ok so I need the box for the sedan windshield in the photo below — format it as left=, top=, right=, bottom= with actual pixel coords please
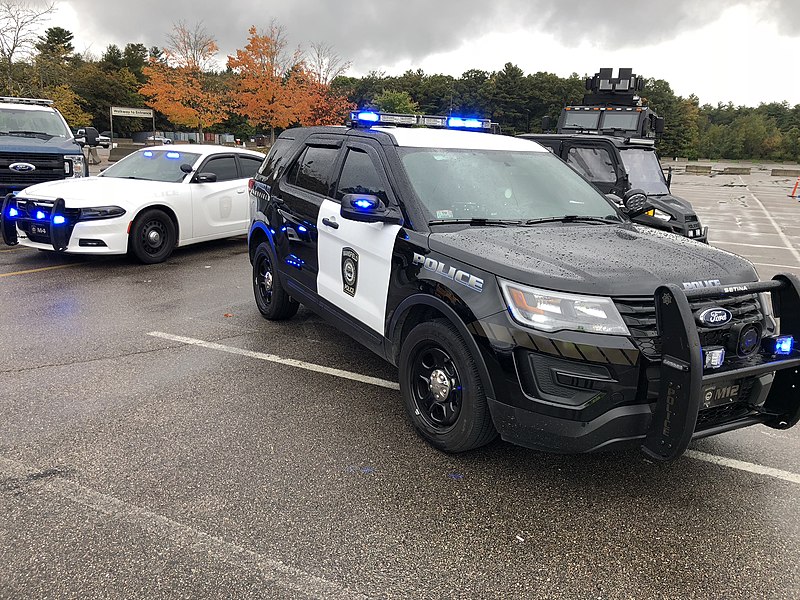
left=100, top=149, right=200, bottom=183
left=0, top=108, right=70, bottom=138
left=619, top=149, right=669, bottom=195
left=399, top=148, right=622, bottom=223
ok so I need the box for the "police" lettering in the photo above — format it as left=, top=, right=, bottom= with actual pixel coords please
left=413, top=253, right=483, bottom=293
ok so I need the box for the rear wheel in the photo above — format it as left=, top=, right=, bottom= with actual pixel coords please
left=399, top=319, right=497, bottom=452
left=252, top=242, right=298, bottom=320
left=128, top=208, right=176, bottom=264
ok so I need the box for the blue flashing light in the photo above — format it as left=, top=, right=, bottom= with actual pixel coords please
left=357, top=111, right=380, bottom=123
left=354, top=198, right=376, bottom=210
left=8, top=206, right=18, bottom=218
left=35, top=210, right=46, bottom=220
left=297, top=225, right=308, bottom=234
left=285, top=254, right=305, bottom=268
left=448, top=117, right=483, bottom=129
left=52, top=215, right=66, bottom=225
left=775, top=335, right=794, bottom=355
left=166, top=152, right=181, bottom=160
left=143, top=151, right=154, bottom=158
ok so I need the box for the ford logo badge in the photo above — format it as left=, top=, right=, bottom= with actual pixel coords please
left=697, top=307, right=733, bottom=328
left=9, top=162, right=36, bottom=173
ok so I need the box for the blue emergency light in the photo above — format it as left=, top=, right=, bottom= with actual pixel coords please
left=53, top=215, right=66, bottom=225
left=143, top=151, right=154, bottom=158
left=447, top=117, right=484, bottom=129
left=166, top=152, right=181, bottom=160
left=35, top=210, right=46, bottom=220
left=8, top=206, right=18, bottom=218
left=354, top=197, right=377, bottom=210
left=356, top=111, right=380, bottom=123
left=775, top=335, right=794, bottom=355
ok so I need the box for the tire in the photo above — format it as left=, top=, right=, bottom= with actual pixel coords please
left=252, top=242, right=298, bottom=320
left=128, top=208, right=176, bottom=264
left=399, top=318, right=497, bottom=453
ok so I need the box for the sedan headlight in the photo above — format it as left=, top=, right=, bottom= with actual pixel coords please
left=65, top=154, right=85, bottom=178
left=79, top=206, right=126, bottom=220
left=500, top=279, right=630, bottom=335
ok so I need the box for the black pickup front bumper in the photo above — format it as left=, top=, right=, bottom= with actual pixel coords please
left=642, top=275, right=800, bottom=461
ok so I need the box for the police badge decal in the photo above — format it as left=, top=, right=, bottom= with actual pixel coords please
left=341, top=247, right=359, bottom=297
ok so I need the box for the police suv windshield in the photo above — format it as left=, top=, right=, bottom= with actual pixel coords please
left=100, top=149, right=200, bottom=183
left=399, top=148, right=622, bottom=223
left=620, top=149, right=669, bottom=196
left=0, top=108, right=70, bottom=138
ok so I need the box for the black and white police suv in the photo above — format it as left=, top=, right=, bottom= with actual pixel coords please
left=247, top=110, right=800, bottom=462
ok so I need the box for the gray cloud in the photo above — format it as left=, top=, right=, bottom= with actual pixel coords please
left=63, top=0, right=800, bottom=72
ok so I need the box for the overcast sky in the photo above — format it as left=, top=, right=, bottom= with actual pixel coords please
left=50, top=0, right=800, bottom=107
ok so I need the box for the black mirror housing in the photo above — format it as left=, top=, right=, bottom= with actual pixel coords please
left=340, top=194, right=403, bottom=225
left=541, top=116, right=552, bottom=132
left=622, top=188, right=652, bottom=218
left=84, top=126, right=99, bottom=147
left=655, top=116, right=665, bottom=135
left=195, top=172, right=217, bottom=183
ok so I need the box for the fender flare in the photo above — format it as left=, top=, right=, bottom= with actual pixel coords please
left=248, top=222, right=275, bottom=258
left=388, top=293, right=496, bottom=402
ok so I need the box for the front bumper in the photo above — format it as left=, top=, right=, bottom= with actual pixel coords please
left=477, top=276, right=800, bottom=460
left=1, top=194, right=128, bottom=254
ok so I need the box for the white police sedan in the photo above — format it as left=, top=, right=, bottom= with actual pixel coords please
left=1, top=145, right=265, bottom=263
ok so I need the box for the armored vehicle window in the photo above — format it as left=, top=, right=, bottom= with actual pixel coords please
left=203, top=156, right=239, bottom=182
left=291, top=146, right=338, bottom=195
left=566, top=146, right=616, bottom=183
left=620, top=149, right=670, bottom=196
left=239, top=155, right=264, bottom=177
left=601, top=111, right=640, bottom=132
left=336, top=149, right=388, bottom=202
left=562, top=111, right=600, bottom=130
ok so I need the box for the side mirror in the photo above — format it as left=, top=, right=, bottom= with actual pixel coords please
left=622, top=188, right=651, bottom=218
left=340, top=194, right=403, bottom=226
left=605, top=193, right=624, bottom=208
left=654, top=117, right=665, bottom=135
left=84, top=127, right=99, bottom=147
left=180, top=163, right=194, bottom=174
left=194, top=172, right=217, bottom=183
left=541, top=116, right=552, bottom=132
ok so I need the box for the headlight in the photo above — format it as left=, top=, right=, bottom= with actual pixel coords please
left=64, top=154, right=85, bottom=178
left=500, top=279, right=630, bottom=335
left=644, top=208, right=672, bottom=221
left=79, top=206, right=126, bottom=220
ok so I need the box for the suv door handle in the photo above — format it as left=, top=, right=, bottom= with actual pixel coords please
left=322, top=217, right=339, bottom=230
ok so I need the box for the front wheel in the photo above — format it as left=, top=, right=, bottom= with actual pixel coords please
left=399, top=319, right=497, bottom=453
left=252, top=242, right=298, bottom=320
left=128, top=208, right=176, bottom=264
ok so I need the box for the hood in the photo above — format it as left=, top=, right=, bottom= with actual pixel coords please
left=0, top=136, right=82, bottom=155
left=17, top=176, right=184, bottom=208
left=429, top=222, right=757, bottom=297
left=648, top=192, right=694, bottom=213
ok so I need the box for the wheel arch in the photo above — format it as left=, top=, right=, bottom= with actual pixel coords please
left=248, top=222, right=274, bottom=264
left=129, top=204, right=180, bottom=242
left=387, top=292, right=496, bottom=402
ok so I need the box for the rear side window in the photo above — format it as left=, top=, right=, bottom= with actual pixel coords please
left=336, top=149, right=388, bottom=202
left=239, top=155, right=264, bottom=177
left=258, top=138, right=294, bottom=179
left=288, top=146, right=338, bottom=195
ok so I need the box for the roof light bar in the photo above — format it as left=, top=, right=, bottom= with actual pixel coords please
left=0, top=96, right=54, bottom=106
left=350, top=111, right=492, bottom=131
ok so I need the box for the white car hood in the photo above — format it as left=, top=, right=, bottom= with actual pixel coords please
left=18, top=176, right=185, bottom=209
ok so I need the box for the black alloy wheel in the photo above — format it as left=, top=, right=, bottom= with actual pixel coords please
left=251, top=242, right=299, bottom=320
left=410, top=343, right=463, bottom=432
left=129, top=208, right=176, bottom=264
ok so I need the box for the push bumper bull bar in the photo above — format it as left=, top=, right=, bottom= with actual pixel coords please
left=1, top=193, right=71, bottom=251
left=642, top=275, right=800, bottom=461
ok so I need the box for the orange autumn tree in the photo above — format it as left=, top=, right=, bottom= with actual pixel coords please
left=227, top=23, right=312, bottom=142
left=140, top=21, right=228, bottom=136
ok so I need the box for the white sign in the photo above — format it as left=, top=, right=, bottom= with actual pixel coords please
left=111, top=106, right=154, bottom=118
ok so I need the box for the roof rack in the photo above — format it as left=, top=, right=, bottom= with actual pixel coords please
left=0, top=97, right=54, bottom=106
left=349, top=110, right=492, bottom=132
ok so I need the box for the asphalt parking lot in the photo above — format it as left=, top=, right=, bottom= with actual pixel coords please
left=1, top=165, right=799, bottom=599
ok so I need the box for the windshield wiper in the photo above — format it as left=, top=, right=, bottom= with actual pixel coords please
left=524, top=215, right=621, bottom=225
left=428, top=218, right=523, bottom=227
left=8, top=130, right=54, bottom=139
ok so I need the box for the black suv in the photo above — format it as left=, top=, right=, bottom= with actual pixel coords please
left=247, top=111, right=800, bottom=462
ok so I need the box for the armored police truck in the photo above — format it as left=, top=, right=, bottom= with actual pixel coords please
left=521, top=68, right=707, bottom=242
left=247, top=110, right=799, bottom=462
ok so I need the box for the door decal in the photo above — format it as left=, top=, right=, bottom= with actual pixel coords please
left=342, top=247, right=359, bottom=297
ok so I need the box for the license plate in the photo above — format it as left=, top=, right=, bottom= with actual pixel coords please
left=30, top=224, right=48, bottom=236
left=701, top=381, right=741, bottom=409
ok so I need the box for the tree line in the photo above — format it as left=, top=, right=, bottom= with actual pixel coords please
left=0, top=1, right=798, bottom=160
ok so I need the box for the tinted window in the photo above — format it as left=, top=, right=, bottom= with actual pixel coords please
left=566, top=146, right=616, bottom=183
left=293, top=146, right=338, bottom=195
left=336, top=149, right=388, bottom=202
left=259, top=138, right=294, bottom=178
left=239, top=155, right=264, bottom=177
left=203, top=156, right=239, bottom=182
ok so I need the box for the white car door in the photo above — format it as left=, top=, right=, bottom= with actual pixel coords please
left=190, top=154, right=249, bottom=239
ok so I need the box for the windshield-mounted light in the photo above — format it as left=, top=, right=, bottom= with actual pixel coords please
left=500, top=279, right=629, bottom=335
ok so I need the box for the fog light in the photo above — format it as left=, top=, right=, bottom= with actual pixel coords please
left=703, top=346, right=726, bottom=369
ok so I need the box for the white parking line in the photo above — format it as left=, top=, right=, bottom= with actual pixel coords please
left=148, top=331, right=400, bottom=390
left=753, top=262, right=800, bottom=270
left=0, top=456, right=364, bottom=600
left=738, top=175, right=800, bottom=264
left=712, top=240, right=790, bottom=250
left=686, top=450, right=800, bottom=485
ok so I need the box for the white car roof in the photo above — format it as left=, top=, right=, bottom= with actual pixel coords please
left=372, top=127, right=547, bottom=152
left=142, top=144, right=265, bottom=158
left=0, top=102, right=57, bottom=113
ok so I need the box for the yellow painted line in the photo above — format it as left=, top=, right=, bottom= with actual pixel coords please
left=0, top=246, right=25, bottom=253
left=0, top=262, right=85, bottom=278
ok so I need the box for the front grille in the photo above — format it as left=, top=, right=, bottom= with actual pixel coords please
left=0, top=151, right=67, bottom=185
left=615, top=293, right=763, bottom=360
